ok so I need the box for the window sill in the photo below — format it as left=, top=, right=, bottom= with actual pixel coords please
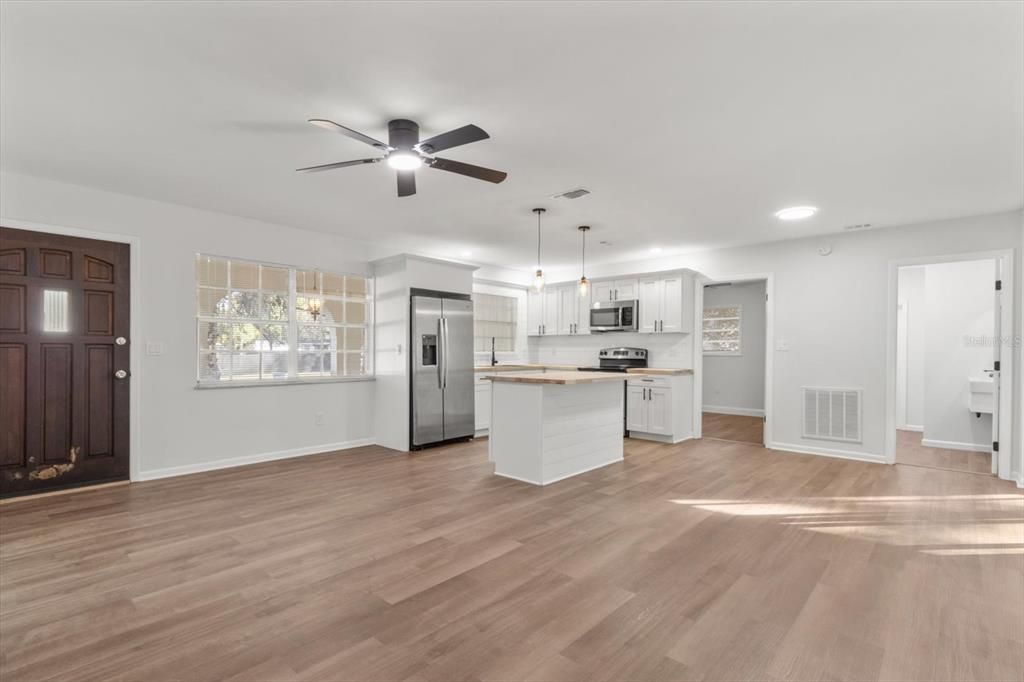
left=195, top=376, right=375, bottom=390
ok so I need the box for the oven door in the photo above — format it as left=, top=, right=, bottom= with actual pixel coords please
left=590, top=303, right=623, bottom=331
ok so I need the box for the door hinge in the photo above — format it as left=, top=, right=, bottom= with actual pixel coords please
left=994, top=361, right=1001, bottom=371
left=995, top=280, right=1002, bottom=291
left=993, top=441, right=999, bottom=452
left=763, top=415, right=767, bottom=423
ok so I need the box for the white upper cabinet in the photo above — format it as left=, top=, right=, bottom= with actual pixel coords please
left=527, top=289, right=544, bottom=336
left=637, top=272, right=692, bottom=334
left=592, top=279, right=637, bottom=303
left=543, top=288, right=559, bottom=336
left=556, top=284, right=590, bottom=335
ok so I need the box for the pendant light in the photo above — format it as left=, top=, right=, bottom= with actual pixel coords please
left=532, top=207, right=546, bottom=291
left=577, top=225, right=591, bottom=296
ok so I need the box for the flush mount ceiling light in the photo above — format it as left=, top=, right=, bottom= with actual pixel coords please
left=532, top=208, right=547, bottom=291
left=774, top=206, right=818, bottom=221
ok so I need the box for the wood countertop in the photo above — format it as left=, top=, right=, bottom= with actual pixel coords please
left=475, top=364, right=692, bottom=376
left=484, top=371, right=631, bottom=385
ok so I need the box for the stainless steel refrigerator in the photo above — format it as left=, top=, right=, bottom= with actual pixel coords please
left=410, top=291, right=475, bottom=448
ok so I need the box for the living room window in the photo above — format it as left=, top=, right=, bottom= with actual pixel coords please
left=196, top=254, right=371, bottom=385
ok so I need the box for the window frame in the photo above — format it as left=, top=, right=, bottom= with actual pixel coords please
left=471, top=291, right=519, bottom=355
left=194, top=253, right=374, bottom=388
left=702, top=304, right=742, bottom=356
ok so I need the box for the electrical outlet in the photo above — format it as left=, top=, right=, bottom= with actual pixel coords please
left=146, top=342, right=164, bottom=356
left=314, top=412, right=325, bottom=426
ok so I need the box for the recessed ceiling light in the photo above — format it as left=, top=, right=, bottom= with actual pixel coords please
left=775, top=206, right=818, bottom=221
left=649, top=247, right=663, bottom=254
left=460, top=250, right=473, bottom=258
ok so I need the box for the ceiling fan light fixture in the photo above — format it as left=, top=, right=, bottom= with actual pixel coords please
left=774, top=206, right=818, bottom=221
left=387, top=151, right=423, bottom=171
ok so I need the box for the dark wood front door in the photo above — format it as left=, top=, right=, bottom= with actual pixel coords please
left=0, top=227, right=130, bottom=497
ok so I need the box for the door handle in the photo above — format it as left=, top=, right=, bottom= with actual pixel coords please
left=437, top=319, right=444, bottom=389
left=442, top=318, right=449, bottom=388
left=114, top=369, right=128, bottom=379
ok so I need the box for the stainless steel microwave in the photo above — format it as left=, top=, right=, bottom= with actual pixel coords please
left=590, top=299, right=639, bottom=332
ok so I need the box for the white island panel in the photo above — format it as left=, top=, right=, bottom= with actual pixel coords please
left=490, top=377, right=625, bottom=485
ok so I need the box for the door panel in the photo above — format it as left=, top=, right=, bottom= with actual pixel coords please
left=526, top=290, right=543, bottom=336
left=0, top=227, right=130, bottom=497
left=626, top=385, right=647, bottom=432
left=593, top=281, right=615, bottom=302
left=577, top=287, right=591, bottom=334
left=557, top=285, right=576, bottom=335
left=647, top=388, right=672, bottom=434
left=638, top=279, right=661, bottom=333
left=660, top=276, right=684, bottom=333
left=614, top=279, right=638, bottom=300
left=542, top=288, right=559, bottom=335
left=441, top=297, right=474, bottom=440
left=411, top=296, right=444, bottom=446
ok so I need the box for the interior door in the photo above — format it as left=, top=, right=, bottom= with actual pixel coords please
left=1, top=227, right=130, bottom=497
left=411, top=295, right=444, bottom=446
left=441, top=297, right=474, bottom=440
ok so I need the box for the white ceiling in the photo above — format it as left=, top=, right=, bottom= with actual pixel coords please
left=2, top=1, right=1021, bottom=271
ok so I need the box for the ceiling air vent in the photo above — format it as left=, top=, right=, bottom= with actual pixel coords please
left=552, top=187, right=591, bottom=200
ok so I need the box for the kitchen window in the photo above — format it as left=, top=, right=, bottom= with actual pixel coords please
left=196, top=254, right=371, bottom=385
left=472, top=292, right=517, bottom=352
left=703, top=305, right=741, bottom=355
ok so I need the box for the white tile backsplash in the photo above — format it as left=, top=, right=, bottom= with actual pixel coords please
left=527, top=333, right=691, bottom=368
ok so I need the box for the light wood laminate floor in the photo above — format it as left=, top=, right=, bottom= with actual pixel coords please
left=2, top=437, right=1022, bottom=682
left=702, top=412, right=764, bottom=444
left=895, top=428, right=993, bottom=475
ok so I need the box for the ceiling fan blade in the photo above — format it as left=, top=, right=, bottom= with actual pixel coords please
left=296, top=158, right=382, bottom=173
left=397, top=170, right=416, bottom=197
left=427, top=157, right=507, bottom=184
left=308, top=119, right=391, bottom=150
left=416, top=124, right=489, bottom=154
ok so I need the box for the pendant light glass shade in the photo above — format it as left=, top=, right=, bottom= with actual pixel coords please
left=577, top=225, right=590, bottom=297
left=532, top=208, right=546, bottom=292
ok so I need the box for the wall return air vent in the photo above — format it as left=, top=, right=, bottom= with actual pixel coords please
left=802, top=387, right=862, bottom=443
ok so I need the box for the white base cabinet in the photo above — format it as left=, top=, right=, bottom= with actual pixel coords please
left=626, top=374, right=693, bottom=443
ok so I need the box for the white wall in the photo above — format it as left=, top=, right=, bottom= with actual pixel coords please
left=702, top=280, right=766, bottom=416
left=512, top=210, right=1022, bottom=474
left=1, top=171, right=378, bottom=479
left=922, top=259, right=995, bottom=449
left=896, top=266, right=926, bottom=428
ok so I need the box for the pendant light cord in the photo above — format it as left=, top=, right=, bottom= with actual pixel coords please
left=581, top=228, right=586, bottom=276
left=536, top=211, right=542, bottom=269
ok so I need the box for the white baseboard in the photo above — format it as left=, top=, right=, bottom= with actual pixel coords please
left=136, top=437, right=377, bottom=482
left=921, top=438, right=991, bottom=453
left=898, top=424, right=924, bottom=432
left=767, top=441, right=886, bottom=465
left=703, top=405, right=765, bottom=418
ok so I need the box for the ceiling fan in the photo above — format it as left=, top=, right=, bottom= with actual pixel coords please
left=297, top=118, right=508, bottom=197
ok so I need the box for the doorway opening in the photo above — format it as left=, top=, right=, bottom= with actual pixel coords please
left=893, top=258, right=1002, bottom=475
left=700, top=279, right=768, bottom=445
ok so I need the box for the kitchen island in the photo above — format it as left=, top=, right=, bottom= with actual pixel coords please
left=486, top=371, right=629, bottom=485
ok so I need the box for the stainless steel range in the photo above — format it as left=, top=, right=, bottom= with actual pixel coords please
left=578, top=347, right=648, bottom=373
left=579, top=347, right=648, bottom=435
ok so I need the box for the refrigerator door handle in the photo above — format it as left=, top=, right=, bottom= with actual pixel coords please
left=437, top=318, right=444, bottom=389
left=441, top=317, right=449, bottom=388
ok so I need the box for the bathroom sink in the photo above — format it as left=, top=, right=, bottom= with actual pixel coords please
left=968, top=376, right=994, bottom=415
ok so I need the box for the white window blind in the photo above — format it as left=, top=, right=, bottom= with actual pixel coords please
left=196, top=255, right=371, bottom=384
left=472, top=292, right=517, bottom=352
left=703, top=305, right=741, bottom=355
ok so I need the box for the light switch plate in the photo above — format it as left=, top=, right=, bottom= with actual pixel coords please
left=775, top=339, right=790, bottom=352
left=146, top=342, right=164, bottom=356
